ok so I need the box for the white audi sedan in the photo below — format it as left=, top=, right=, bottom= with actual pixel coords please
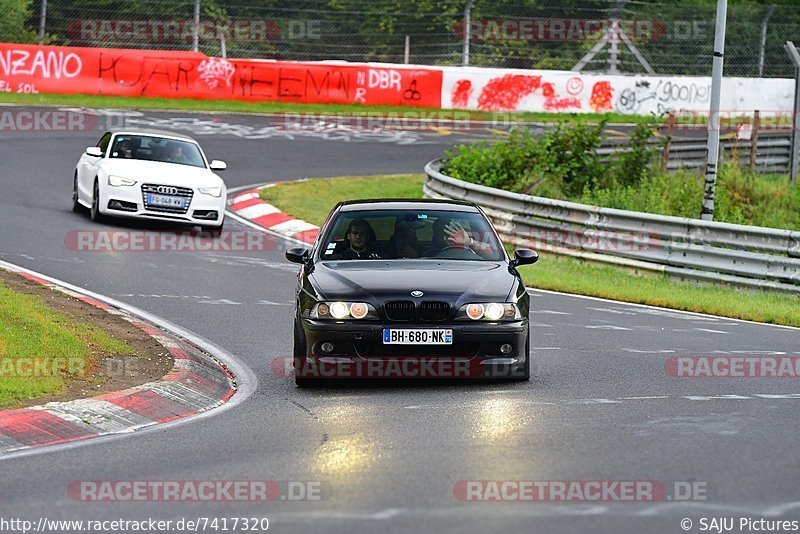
left=73, top=129, right=227, bottom=234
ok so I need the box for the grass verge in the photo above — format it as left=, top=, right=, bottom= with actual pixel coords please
left=0, top=92, right=654, bottom=124
left=0, top=276, right=135, bottom=408
left=260, top=174, right=800, bottom=328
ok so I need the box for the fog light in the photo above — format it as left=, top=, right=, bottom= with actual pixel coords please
left=320, top=342, right=334, bottom=354
left=500, top=343, right=513, bottom=355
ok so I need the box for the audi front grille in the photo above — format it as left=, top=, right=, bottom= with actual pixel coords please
left=141, top=184, right=194, bottom=214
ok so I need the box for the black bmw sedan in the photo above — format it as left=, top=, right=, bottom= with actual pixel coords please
left=285, top=199, right=538, bottom=386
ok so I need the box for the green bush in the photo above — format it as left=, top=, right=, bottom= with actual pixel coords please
left=443, top=117, right=609, bottom=197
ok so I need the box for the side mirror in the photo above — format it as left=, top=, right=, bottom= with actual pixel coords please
left=209, top=160, right=227, bottom=171
left=286, top=247, right=311, bottom=264
left=512, top=249, right=539, bottom=266
left=85, top=146, right=104, bottom=157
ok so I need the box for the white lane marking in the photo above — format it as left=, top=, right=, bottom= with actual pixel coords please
left=530, top=323, right=554, bottom=328
left=586, top=325, right=632, bottom=331
left=198, top=298, right=242, bottom=305
left=531, top=310, right=571, bottom=315
left=258, top=300, right=293, bottom=306
left=694, top=328, right=729, bottom=334
left=236, top=203, right=280, bottom=220
left=684, top=394, right=752, bottom=401
left=755, top=394, right=800, bottom=399
left=622, top=349, right=676, bottom=354
left=619, top=396, right=670, bottom=400
left=730, top=350, right=787, bottom=355
left=112, top=293, right=213, bottom=300
left=588, top=307, right=636, bottom=315
left=570, top=398, right=623, bottom=404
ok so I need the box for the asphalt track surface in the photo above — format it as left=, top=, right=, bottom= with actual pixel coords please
left=1, top=107, right=799, bottom=534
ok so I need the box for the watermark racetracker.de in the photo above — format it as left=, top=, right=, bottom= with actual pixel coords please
left=665, top=355, right=800, bottom=378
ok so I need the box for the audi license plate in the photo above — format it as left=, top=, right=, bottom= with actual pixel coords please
left=383, top=329, right=453, bottom=345
left=147, top=194, right=185, bottom=208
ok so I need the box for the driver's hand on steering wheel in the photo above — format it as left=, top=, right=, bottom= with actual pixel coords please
left=443, top=221, right=471, bottom=248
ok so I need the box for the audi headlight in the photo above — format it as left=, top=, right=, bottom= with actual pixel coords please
left=311, top=302, right=377, bottom=320
left=108, top=175, right=136, bottom=187
left=198, top=186, right=222, bottom=197
left=456, top=303, right=520, bottom=321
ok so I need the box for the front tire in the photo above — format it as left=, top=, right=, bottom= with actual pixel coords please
left=72, top=173, right=82, bottom=212
left=293, top=318, right=321, bottom=388
left=512, top=328, right=531, bottom=381
left=90, top=179, right=104, bottom=223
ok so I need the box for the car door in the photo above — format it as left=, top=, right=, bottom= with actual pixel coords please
left=78, top=132, right=111, bottom=201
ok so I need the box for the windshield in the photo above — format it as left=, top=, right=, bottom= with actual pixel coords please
left=320, top=209, right=505, bottom=261
left=109, top=135, right=206, bottom=168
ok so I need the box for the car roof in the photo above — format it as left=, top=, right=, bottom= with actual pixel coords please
left=109, top=129, right=198, bottom=143
left=337, top=198, right=481, bottom=213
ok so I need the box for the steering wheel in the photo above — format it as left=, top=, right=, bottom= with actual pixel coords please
left=432, top=245, right=480, bottom=258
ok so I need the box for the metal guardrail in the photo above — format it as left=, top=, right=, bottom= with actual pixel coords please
left=424, top=159, right=800, bottom=293
left=598, top=133, right=793, bottom=174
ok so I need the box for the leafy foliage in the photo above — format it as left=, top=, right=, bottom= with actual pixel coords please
left=444, top=117, right=609, bottom=197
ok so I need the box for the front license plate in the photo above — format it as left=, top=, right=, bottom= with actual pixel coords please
left=146, top=194, right=185, bottom=208
left=383, top=329, right=453, bottom=345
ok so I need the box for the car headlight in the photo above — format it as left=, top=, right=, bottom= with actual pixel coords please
left=456, top=303, right=520, bottom=321
left=311, top=302, right=377, bottom=320
left=108, top=175, right=136, bottom=187
left=198, top=186, right=222, bottom=197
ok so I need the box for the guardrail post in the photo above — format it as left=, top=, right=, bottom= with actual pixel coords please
left=662, top=113, right=675, bottom=172
left=749, top=110, right=760, bottom=173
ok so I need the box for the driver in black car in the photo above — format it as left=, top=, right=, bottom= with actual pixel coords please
left=429, top=217, right=496, bottom=259
left=335, top=218, right=383, bottom=259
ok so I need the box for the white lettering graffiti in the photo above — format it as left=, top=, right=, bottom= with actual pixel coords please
left=0, top=49, right=83, bottom=79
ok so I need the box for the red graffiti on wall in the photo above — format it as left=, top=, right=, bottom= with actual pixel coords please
left=589, top=81, right=613, bottom=112
left=477, top=74, right=541, bottom=111
left=451, top=79, right=473, bottom=108
left=476, top=74, right=582, bottom=112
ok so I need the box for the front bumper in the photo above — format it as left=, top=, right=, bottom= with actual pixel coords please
left=298, top=319, right=528, bottom=379
left=100, top=185, right=225, bottom=226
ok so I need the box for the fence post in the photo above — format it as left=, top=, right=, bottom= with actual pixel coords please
left=192, top=0, right=201, bottom=52
left=785, top=42, right=800, bottom=184
left=749, top=110, right=760, bottom=173
left=404, top=35, right=410, bottom=64
left=700, top=0, right=729, bottom=221
left=37, top=0, right=47, bottom=45
left=462, top=0, right=476, bottom=66
left=758, top=5, right=776, bottom=77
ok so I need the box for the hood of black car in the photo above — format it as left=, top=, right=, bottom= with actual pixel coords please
left=310, top=260, right=514, bottom=304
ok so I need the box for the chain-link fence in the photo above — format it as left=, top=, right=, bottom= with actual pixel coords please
left=7, top=0, right=800, bottom=77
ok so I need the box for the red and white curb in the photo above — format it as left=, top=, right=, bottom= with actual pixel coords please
left=228, top=184, right=319, bottom=245
left=0, top=263, right=238, bottom=455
